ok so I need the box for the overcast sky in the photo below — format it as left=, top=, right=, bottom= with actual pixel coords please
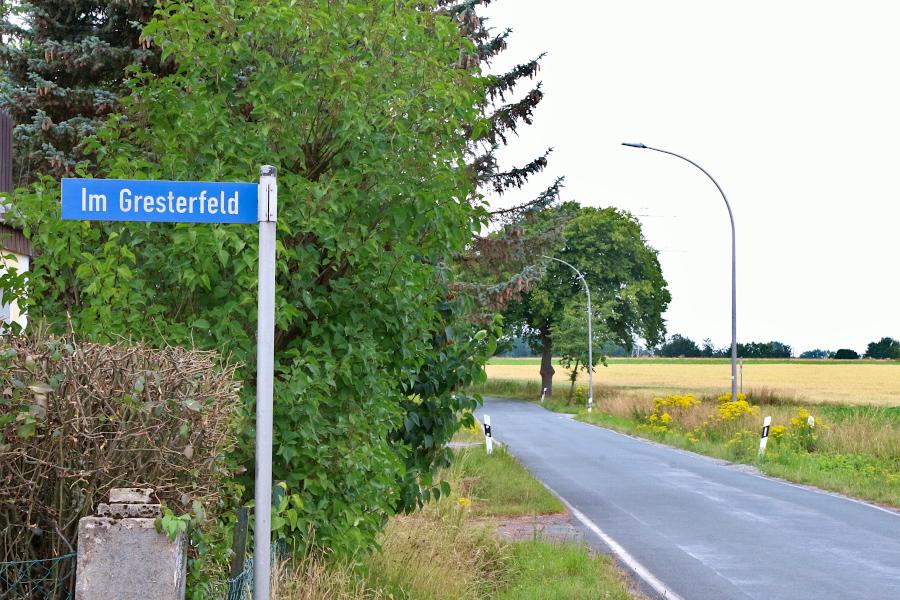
left=480, top=0, right=900, bottom=354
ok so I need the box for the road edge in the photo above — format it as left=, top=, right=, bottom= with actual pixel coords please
left=532, top=476, right=686, bottom=600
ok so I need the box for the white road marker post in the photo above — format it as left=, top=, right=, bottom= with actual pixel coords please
left=540, top=387, right=547, bottom=404
left=254, top=165, right=277, bottom=600
left=483, top=414, right=493, bottom=455
left=758, top=415, right=772, bottom=457
left=807, top=415, right=815, bottom=428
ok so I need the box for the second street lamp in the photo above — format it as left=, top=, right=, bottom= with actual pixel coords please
left=622, top=143, right=738, bottom=403
left=543, top=255, right=594, bottom=412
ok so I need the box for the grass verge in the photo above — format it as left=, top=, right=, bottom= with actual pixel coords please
left=275, top=425, right=640, bottom=599
left=475, top=379, right=900, bottom=508
left=452, top=444, right=564, bottom=517
left=499, top=541, right=634, bottom=600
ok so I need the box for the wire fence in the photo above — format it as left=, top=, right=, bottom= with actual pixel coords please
left=1, top=552, right=258, bottom=600
left=225, top=557, right=253, bottom=600
left=0, top=553, right=76, bottom=600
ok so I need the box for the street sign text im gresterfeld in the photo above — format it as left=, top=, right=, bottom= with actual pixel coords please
left=61, top=178, right=258, bottom=223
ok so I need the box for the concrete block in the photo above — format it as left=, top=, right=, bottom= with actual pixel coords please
left=109, top=488, right=155, bottom=504
left=96, top=502, right=162, bottom=519
left=75, top=517, right=185, bottom=600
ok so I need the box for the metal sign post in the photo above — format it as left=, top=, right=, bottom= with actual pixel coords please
left=61, top=170, right=279, bottom=598
left=253, top=166, right=277, bottom=600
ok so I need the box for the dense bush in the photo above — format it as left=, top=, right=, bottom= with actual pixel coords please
left=0, top=331, right=240, bottom=577
left=833, top=349, right=860, bottom=360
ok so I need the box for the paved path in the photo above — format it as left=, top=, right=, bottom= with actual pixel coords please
left=475, top=398, right=900, bottom=600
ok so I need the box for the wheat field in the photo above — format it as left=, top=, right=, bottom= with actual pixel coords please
left=486, top=359, right=900, bottom=406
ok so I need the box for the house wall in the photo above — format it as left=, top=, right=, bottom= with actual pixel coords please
left=0, top=249, right=28, bottom=328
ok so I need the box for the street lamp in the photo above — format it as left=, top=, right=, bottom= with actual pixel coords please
left=622, top=143, right=738, bottom=402
left=543, top=255, right=594, bottom=412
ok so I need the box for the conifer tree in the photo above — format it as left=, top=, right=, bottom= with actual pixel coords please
left=0, top=1, right=160, bottom=185
left=442, top=0, right=568, bottom=316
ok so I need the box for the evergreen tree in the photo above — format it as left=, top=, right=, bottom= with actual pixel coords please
left=0, top=0, right=161, bottom=184
left=441, top=0, right=567, bottom=316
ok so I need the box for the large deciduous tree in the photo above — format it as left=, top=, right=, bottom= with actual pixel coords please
left=864, top=337, right=900, bottom=360
left=658, top=334, right=703, bottom=358
left=505, top=204, right=670, bottom=395
left=9, top=0, right=490, bottom=557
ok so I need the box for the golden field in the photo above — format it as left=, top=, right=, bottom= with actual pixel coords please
left=486, top=359, right=900, bottom=406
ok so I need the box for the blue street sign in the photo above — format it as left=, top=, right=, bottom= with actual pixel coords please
left=61, top=178, right=258, bottom=224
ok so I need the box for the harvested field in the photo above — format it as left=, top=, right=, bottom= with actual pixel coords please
left=486, top=358, right=900, bottom=406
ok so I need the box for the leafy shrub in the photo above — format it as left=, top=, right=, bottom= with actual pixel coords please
left=833, top=349, right=860, bottom=360
left=0, top=331, right=240, bottom=587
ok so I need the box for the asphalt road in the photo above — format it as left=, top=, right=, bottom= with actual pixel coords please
left=475, top=398, right=900, bottom=600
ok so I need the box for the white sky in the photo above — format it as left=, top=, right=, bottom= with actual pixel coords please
left=481, top=0, right=900, bottom=354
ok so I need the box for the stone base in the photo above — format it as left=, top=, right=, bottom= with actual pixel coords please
left=75, top=517, right=185, bottom=600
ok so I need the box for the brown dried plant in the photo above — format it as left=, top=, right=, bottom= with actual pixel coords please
left=0, top=331, right=242, bottom=563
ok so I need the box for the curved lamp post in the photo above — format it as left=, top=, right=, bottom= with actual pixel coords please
left=543, top=255, right=594, bottom=412
left=621, top=143, right=738, bottom=402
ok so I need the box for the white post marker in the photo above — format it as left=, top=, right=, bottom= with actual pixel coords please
left=807, top=415, right=815, bottom=428
left=253, top=166, right=277, bottom=600
left=540, top=387, right=547, bottom=404
left=758, top=415, right=772, bottom=457
left=483, top=414, right=493, bottom=455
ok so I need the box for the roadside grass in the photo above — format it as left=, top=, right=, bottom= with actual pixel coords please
left=453, top=446, right=564, bottom=517
left=277, top=425, right=639, bottom=599
left=499, top=541, right=634, bottom=600
left=475, top=379, right=900, bottom=508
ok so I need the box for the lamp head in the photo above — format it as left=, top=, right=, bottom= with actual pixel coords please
left=621, top=142, right=648, bottom=149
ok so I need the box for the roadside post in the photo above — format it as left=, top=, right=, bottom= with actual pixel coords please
left=758, top=416, right=772, bottom=457
left=254, top=166, right=277, bottom=600
left=542, top=255, right=593, bottom=413
left=483, top=415, right=493, bottom=455
left=540, top=387, right=547, bottom=404
left=62, top=170, right=278, bottom=599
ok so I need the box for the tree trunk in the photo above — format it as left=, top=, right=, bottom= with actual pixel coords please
left=567, top=358, right=579, bottom=403
left=539, top=331, right=555, bottom=397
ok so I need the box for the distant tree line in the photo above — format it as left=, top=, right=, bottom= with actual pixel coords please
left=657, top=335, right=900, bottom=360
left=657, top=335, right=792, bottom=358
left=497, top=333, right=900, bottom=361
